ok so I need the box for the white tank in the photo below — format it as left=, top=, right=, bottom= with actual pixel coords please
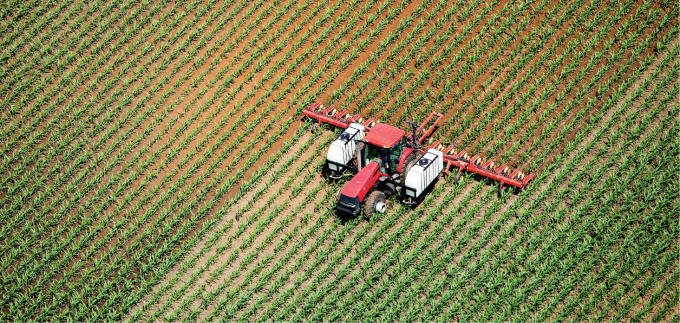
left=404, top=149, right=444, bottom=198
left=327, top=123, right=365, bottom=171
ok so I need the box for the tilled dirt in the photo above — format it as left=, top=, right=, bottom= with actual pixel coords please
left=1, top=0, right=678, bottom=321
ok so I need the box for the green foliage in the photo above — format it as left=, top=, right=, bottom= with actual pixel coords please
left=0, top=0, right=677, bottom=321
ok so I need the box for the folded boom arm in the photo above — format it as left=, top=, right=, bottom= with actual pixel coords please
left=303, top=101, right=535, bottom=190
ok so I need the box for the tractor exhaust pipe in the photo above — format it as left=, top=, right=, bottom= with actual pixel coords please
left=356, top=139, right=362, bottom=171
left=411, top=122, right=418, bottom=144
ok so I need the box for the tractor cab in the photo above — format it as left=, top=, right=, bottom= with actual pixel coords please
left=362, top=123, right=406, bottom=175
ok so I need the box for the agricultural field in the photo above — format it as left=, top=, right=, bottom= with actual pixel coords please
left=0, top=0, right=678, bottom=320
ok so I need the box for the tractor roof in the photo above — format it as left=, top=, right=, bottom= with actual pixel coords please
left=364, top=123, right=404, bottom=148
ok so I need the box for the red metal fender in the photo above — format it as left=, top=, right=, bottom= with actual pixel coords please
left=302, top=103, right=352, bottom=129
left=397, top=148, right=414, bottom=173
left=418, top=112, right=443, bottom=143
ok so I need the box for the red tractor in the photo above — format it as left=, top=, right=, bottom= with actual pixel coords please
left=303, top=102, right=535, bottom=219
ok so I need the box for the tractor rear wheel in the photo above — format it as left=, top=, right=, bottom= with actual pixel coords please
left=400, top=153, right=417, bottom=183
left=363, top=191, right=386, bottom=220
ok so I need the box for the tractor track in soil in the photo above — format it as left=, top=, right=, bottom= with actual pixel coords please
left=442, top=2, right=676, bottom=277
left=130, top=131, right=328, bottom=320
left=467, top=48, right=680, bottom=321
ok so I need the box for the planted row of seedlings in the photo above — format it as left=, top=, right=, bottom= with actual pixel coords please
left=428, top=49, right=676, bottom=322
left=290, top=0, right=604, bottom=316
left=0, top=0, right=224, bottom=235
left=92, top=0, right=426, bottom=318
left=412, top=21, right=676, bottom=322
left=207, top=3, right=484, bottom=316
left=282, top=0, right=676, bottom=320
left=0, top=0, right=273, bottom=298
left=288, top=0, right=548, bottom=317
left=0, top=0, right=318, bottom=318
left=1, top=0, right=676, bottom=319
left=0, top=0, right=303, bottom=276
left=132, top=0, right=438, bottom=318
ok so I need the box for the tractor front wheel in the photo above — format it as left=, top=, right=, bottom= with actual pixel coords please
left=363, top=191, right=386, bottom=220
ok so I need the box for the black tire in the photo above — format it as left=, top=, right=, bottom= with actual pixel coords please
left=499, top=186, right=508, bottom=197
left=400, top=153, right=417, bottom=183
left=320, top=163, right=331, bottom=179
left=454, top=171, right=464, bottom=183
left=363, top=191, right=386, bottom=220
left=311, top=123, right=319, bottom=134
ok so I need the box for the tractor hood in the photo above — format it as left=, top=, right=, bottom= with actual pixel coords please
left=340, top=162, right=379, bottom=199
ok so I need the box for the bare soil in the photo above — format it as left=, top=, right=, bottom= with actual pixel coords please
left=2, top=0, right=678, bottom=320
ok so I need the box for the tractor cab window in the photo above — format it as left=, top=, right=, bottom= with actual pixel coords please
left=363, top=137, right=406, bottom=174
left=364, top=144, right=390, bottom=173
left=389, top=138, right=406, bottom=168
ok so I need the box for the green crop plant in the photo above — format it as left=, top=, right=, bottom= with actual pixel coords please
left=1, top=0, right=677, bottom=320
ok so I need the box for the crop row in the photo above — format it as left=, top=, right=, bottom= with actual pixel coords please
left=90, top=0, right=428, bottom=318
left=1, top=0, right=676, bottom=319
left=274, top=3, right=676, bottom=322
left=133, top=0, right=440, bottom=320
left=0, top=0, right=314, bottom=318
left=421, top=37, right=678, bottom=322
left=175, top=1, right=494, bottom=316
left=0, top=0, right=257, bottom=288
left=286, top=0, right=664, bottom=320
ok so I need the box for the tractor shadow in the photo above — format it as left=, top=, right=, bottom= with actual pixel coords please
left=335, top=210, right=359, bottom=225
left=455, top=173, right=520, bottom=198
left=321, top=167, right=359, bottom=225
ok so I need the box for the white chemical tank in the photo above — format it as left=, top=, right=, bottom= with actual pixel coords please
left=404, top=149, right=444, bottom=198
left=327, top=123, right=365, bottom=171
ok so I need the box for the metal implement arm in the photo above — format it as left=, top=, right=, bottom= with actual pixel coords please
left=404, top=112, right=443, bottom=143
left=304, top=101, right=535, bottom=190
left=302, top=101, right=375, bottom=130
left=441, top=150, right=535, bottom=189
